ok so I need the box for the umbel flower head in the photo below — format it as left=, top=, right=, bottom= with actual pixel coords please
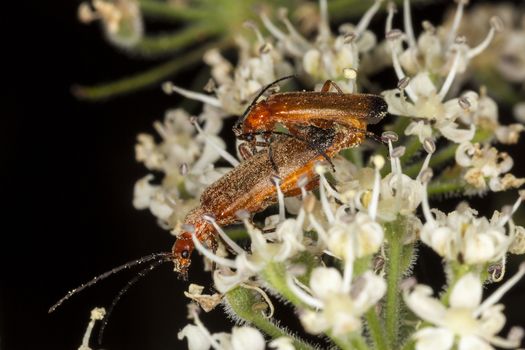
left=75, top=0, right=525, bottom=349
left=404, top=264, right=525, bottom=350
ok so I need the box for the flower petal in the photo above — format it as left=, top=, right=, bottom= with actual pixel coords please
left=231, top=327, right=266, bottom=350
left=178, top=324, right=211, bottom=350
left=404, top=284, right=447, bottom=325
left=413, top=327, right=454, bottom=350
left=310, top=267, right=343, bottom=299
left=458, top=335, right=493, bottom=350
left=449, top=273, right=482, bottom=310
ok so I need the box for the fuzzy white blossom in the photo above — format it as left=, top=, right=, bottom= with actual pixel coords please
left=178, top=306, right=266, bottom=350
left=404, top=265, right=525, bottom=350
left=455, top=142, right=525, bottom=192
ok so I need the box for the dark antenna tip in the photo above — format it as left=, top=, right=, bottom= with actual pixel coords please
left=48, top=252, right=171, bottom=313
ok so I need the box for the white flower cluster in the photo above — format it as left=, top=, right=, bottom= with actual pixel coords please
left=123, top=0, right=525, bottom=349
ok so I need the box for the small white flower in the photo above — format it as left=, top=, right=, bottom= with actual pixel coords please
left=455, top=142, right=524, bottom=192
left=133, top=108, right=232, bottom=229
left=178, top=306, right=266, bottom=350
left=262, top=0, right=382, bottom=92
left=78, top=0, right=143, bottom=48
left=325, top=212, right=384, bottom=260
left=383, top=73, right=476, bottom=143
left=420, top=193, right=524, bottom=265
left=293, top=268, right=386, bottom=336
left=404, top=265, right=525, bottom=350
left=269, top=337, right=295, bottom=350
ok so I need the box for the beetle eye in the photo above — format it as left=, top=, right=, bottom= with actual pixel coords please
left=181, top=250, right=190, bottom=259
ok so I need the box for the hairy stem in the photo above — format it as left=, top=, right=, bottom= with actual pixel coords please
left=365, top=308, right=388, bottom=350
left=384, top=218, right=405, bottom=349
left=73, top=41, right=229, bottom=100
left=225, top=287, right=316, bottom=350
left=139, top=0, right=208, bottom=22
left=131, top=25, right=221, bottom=57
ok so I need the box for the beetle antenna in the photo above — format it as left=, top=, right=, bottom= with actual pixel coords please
left=239, top=75, right=295, bottom=121
left=97, top=256, right=171, bottom=345
left=48, top=252, right=172, bottom=313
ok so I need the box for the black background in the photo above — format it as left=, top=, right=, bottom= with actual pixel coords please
left=3, top=1, right=525, bottom=350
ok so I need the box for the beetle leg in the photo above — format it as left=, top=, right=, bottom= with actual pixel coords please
left=321, top=80, right=344, bottom=93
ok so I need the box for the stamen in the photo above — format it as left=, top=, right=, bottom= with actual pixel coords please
left=243, top=21, right=265, bottom=45
left=179, top=163, right=189, bottom=176
left=397, top=76, right=410, bottom=90
left=162, top=82, right=221, bottom=107
left=497, top=193, right=524, bottom=227
left=420, top=168, right=436, bottom=225
left=403, top=0, right=416, bottom=49
left=260, top=13, right=287, bottom=41
left=341, top=253, right=355, bottom=294
left=369, top=155, right=384, bottom=221
left=191, top=118, right=240, bottom=167
left=417, top=138, right=435, bottom=181
left=438, top=49, right=461, bottom=100
left=308, top=213, right=329, bottom=245
left=320, top=175, right=344, bottom=202
left=203, top=214, right=245, bottom=255
left=343, top=67, right=357, bottom=93
left=297, top=176, right=309, bottom=199
left=272, top=176, right=286, bottom=223
left=385, top=138, right=397, bottom=174
left=315, top=165, right=335, bottom=223
left=446, top=0, right=467, bottom=48
left=475, top=262, right=525, bottom=317
left=286, top=274, right=324, bottom=309
left=385, top=2, right=396, bottom=35
left=355, top=0, right=383, bottom=38
left=467, top=17, right=502, bottom=59
left=489, top=256, right=506, bottom=283
left=387, top=30, right=418, bottom=101
left=277, top=8, right=310, bottom=47
left=318, top=0, right=330, bottom=40
left=191, top=232, right=237, bottom=269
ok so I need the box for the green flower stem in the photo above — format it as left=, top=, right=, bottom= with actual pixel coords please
left=261, top=262, right=306, bottom=307
left=401, top=136, right=421, bottom=164
left=404, top=143, right=456, bottom=178
left=262, top=262, right=363, bottom=349
left=384, top=218, right=405, bottom=350
left=427, top=179, right=466, bottom=197
left=365, top=308, right=388, bottom=350
left=401, top=338, right=416, bottom=350
left=225, top=228, right=249, bottom=241
left=225, top=287, right=316, bottom=350
left=73, top=41, right=229, bottom=100
left=139, top=0, right=208, bottom=22
left=326, top=332, right=369, bottom=350
left=132, top=25, right=221, bottom=57
left=349, top=333, right=371, bottom=350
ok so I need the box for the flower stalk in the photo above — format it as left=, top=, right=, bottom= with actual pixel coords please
left=384, top=217, right=408, bottom=349
left=225, top=287, right=316, bottom=350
